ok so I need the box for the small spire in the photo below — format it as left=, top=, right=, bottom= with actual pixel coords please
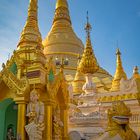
left=85, top=11, right=92, bottom=47
left=17, top=0, right=42, bottom=49
left=133, top=66, right=139, bottom=74
left=111, top=48, right=127, bottom=91
left=85, top=11, right=92, bottom=35
left=116, top=48, right=125, bottom=72
left=133, top=66, right=140, bottom=78
left=116, top=48, right=121, bottom=55
left=78, top=12, right=99, bottom=74
left=53, top=0, right=71, bottom=24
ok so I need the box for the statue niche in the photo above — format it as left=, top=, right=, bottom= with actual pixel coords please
left=25, top=89, right=45, bottom=140
left=7, top=126, right=16, bottom=140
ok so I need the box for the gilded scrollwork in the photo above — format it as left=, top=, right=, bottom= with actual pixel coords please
left=1, top=66, right=29, bottom=96
left=5, top=51, right=24, bottom=68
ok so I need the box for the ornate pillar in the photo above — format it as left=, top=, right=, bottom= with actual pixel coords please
left=44, top=103, right=53, bottom=140
left=61, top=106, right=69, bottom=140
left=17, top=65, right=22, bottom=79
left=14, top=97, right=27, bottom=140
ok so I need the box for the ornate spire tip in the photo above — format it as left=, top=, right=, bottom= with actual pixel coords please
left=85, top=11, right=92, bottom=33
left=133, top=66, right=139, bottom=75
left=56, top=0, right=68, bottom=9
left=116, top=48, right=121, bottom=55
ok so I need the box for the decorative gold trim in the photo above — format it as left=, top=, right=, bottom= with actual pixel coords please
left=44, top=52, right=81, bottom=57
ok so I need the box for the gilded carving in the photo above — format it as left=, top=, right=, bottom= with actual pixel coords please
left=94, top=101, right=138, bottom=140
left=53, top=106, right=63, bottom=139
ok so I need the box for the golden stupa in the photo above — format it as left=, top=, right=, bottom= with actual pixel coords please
left=0, top=0, right=70, bottom=139
left=78, top=15, right=99, bottom=75
left=111, top=48, right=127, bottom=91
left=43, top=0, right=112, bottom=92
left=1, top=0, right=140, bottom=140
left=73, top=14, right=113, bottom=95
left=43, top=0, right=84, bottom=77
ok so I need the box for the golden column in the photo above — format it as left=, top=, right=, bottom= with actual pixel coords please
left=44, top=102, right=53, bottom=140
left=60, top=106, right=69, bottom=140
left=14, top=97, right=27, bottom=140
left=17, top=64, right=23, bottom=80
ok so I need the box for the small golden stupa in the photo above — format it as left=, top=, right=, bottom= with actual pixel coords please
left=73, top=13, right=113, bottom=95
left=78, top=13, right=99, bottom=74
left=111, top=48, right=127, bottom=91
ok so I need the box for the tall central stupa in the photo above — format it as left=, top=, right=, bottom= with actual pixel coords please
left=43, top=0, right=112, bottom=91
left=43, top=0, right=84, bottom=78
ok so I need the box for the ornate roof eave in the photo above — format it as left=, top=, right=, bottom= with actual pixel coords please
left=0, top=66, right=30, bottom=98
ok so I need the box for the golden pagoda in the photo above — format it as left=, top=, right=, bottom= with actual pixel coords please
left=0, top=0, right=69, bottom=140
left=73, top=14, right=112, bottom=95
left=17, top=0, right=42, bottom=49
left=78, top=14, right=99, bottom=75
left=68, top=13, right=140, bottom=139
left=111, top=48, right=127, bottom=91
left=1, top=0, right=140, bottom=140
left=43, top=0, right=84, bottom=77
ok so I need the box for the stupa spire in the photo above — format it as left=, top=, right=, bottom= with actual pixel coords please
left=53, top=0, right=71, bottom=24
left=85, top=11, right=92, bottom=47
left=78, top=12, right=99, bottom=74
left=17, top=0, right=42, bottom=49
left=111, top=48, right=127, bottom=91
left=56, top=0, right=68, bottom=9
left=133, top=66, right=140, bottom=78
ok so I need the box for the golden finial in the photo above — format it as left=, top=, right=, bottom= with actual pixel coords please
left=116, top=48, right=121, bottom=55
left=133, top=66, right=140, bottom=78
left=85, top=11, right=92, bottom=35
left=78, top=12, right=99, bottom=74
left=111, top=48, right=127, bottom=91
left=85, top=11, right=92, bottom=47
left=133, top=66, right=139, bottom=75
left=18, top=0, right=42, bottom=49
left=115, top=48, right=125, bottom=73
left=53, top=0, right=71, bottom=24
left=56, top=0, right=68, bottom=9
